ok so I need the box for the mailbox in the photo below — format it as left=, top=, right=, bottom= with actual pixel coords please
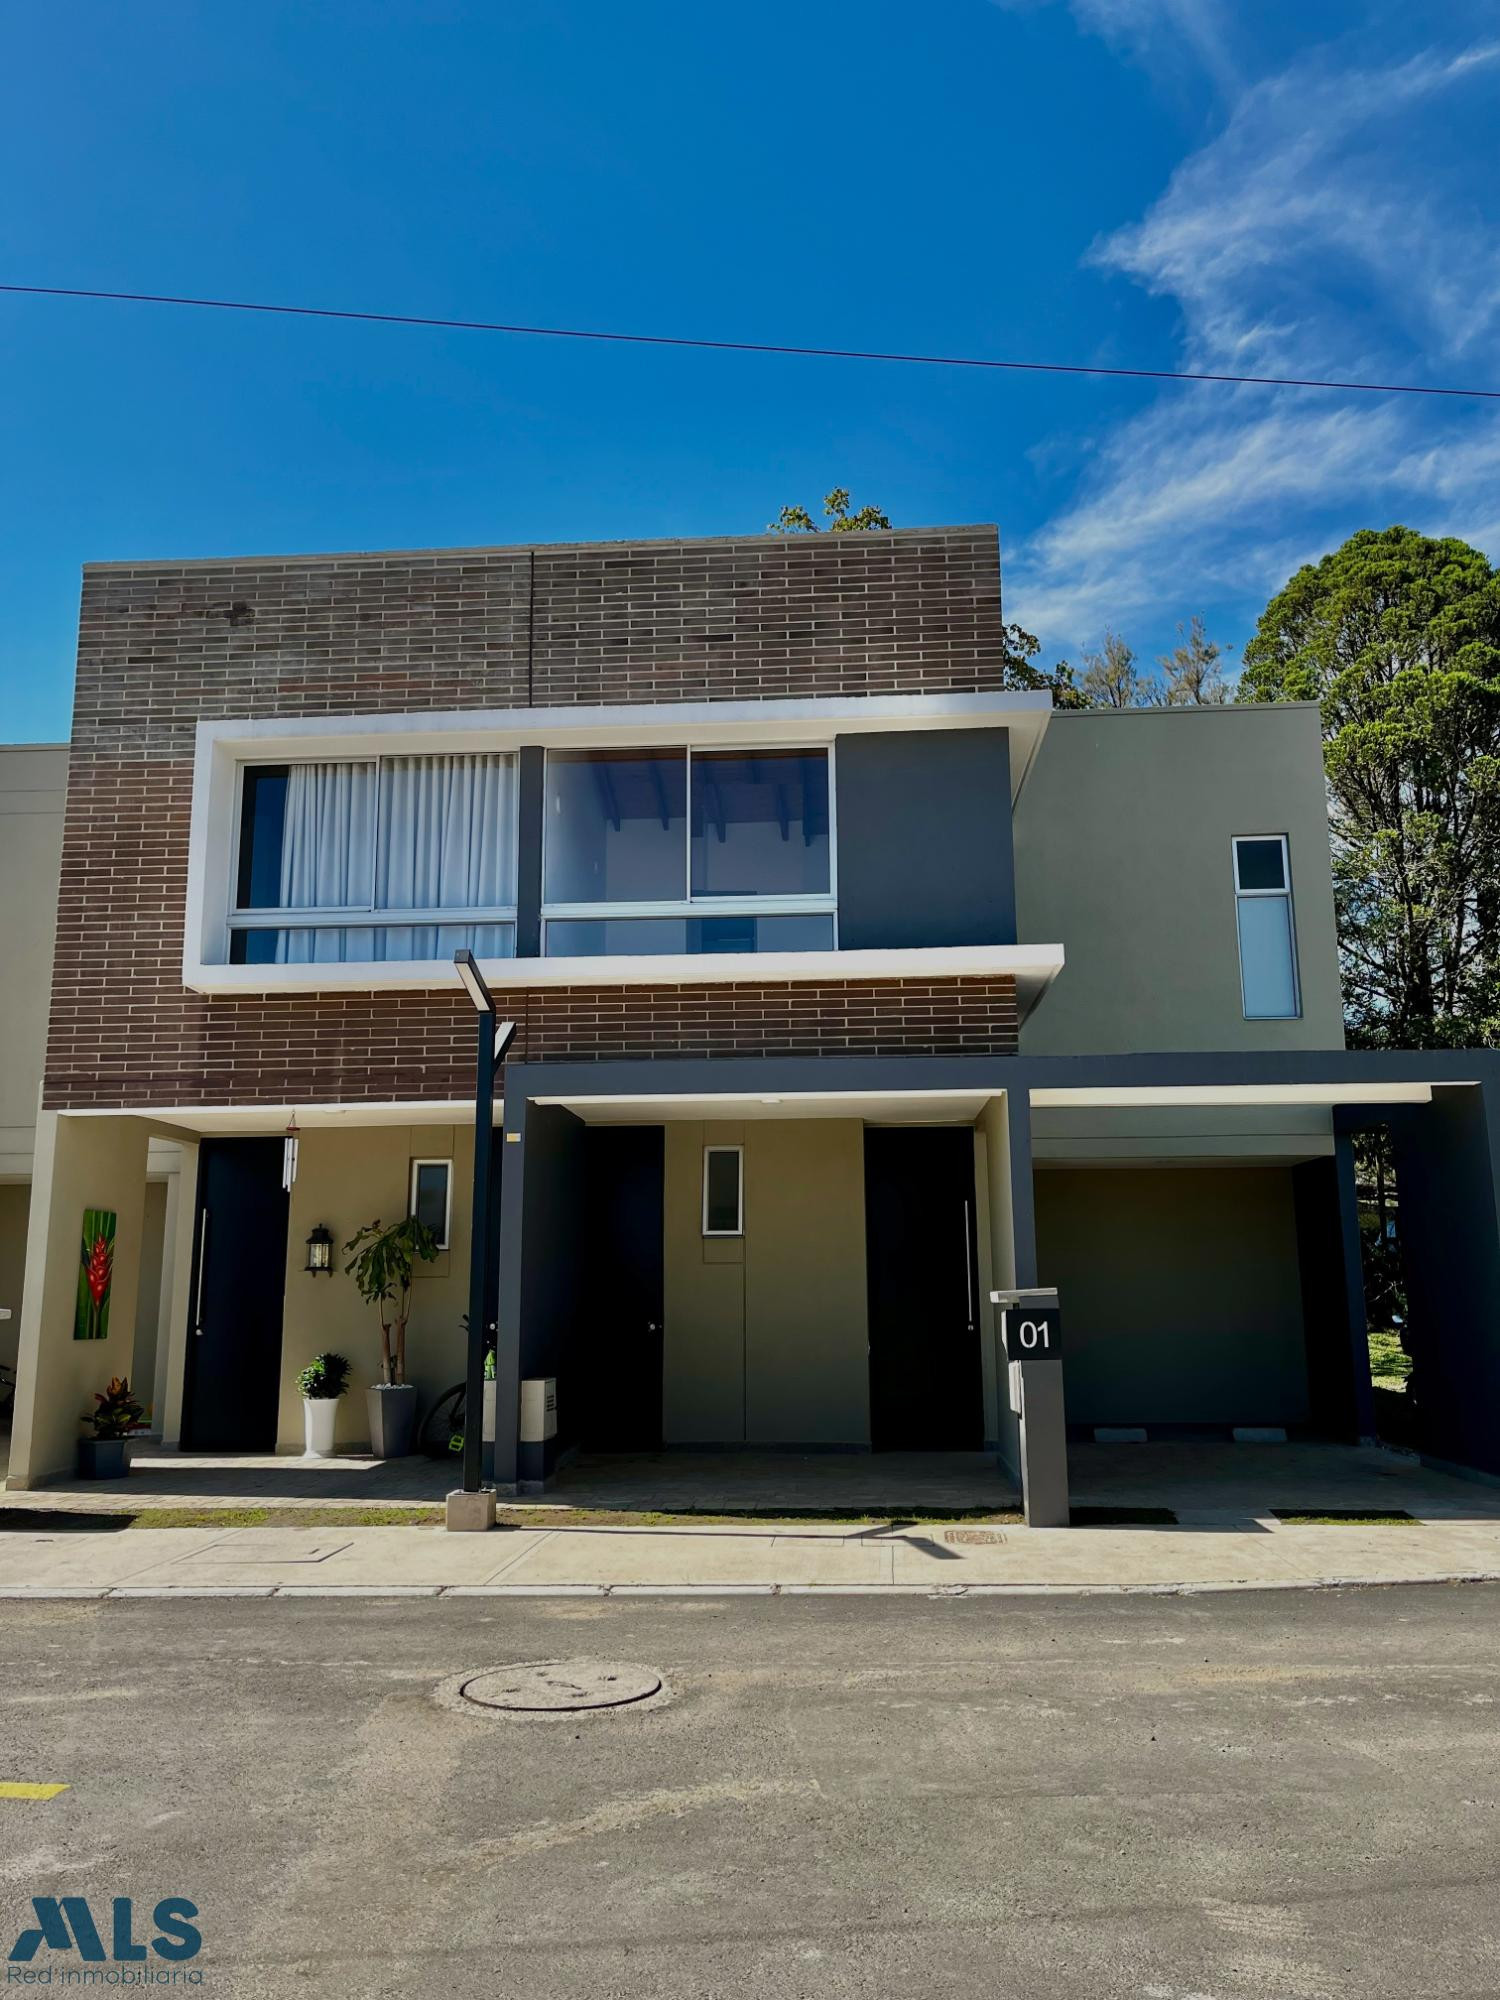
left=989, top=1286, right=1068, bottom=1528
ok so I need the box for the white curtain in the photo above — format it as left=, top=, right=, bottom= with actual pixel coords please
left=276, top=762, right=377, bottom=963
left=274, top=755, right=514, bottom=964
left=375, top=754, right=515, bottom=958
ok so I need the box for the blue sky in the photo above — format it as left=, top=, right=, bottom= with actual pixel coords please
left=2, top=0, right=1498, bottom=739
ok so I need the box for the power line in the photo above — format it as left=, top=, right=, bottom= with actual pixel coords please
left=2, top=281, right=1497, bottom=402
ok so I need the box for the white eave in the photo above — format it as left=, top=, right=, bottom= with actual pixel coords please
left=187, top=942, right=1067, bottom=1023
left=192, top=689, right=1054, bottom=802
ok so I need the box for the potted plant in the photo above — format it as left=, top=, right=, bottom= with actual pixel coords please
left=344, top=1217, right=439, bottom=1458
left=78, top=1376, right=148, bottom=1479
left=296, top=1351, right=351, bottom=1458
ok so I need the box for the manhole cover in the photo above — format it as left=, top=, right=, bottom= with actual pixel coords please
left=457, top=1660, right=663, bottom=1714
left=944, top=1528, right=1007, bottom=1546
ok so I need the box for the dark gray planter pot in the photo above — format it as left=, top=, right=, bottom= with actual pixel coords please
left=367, top=1383, right=417, bottom=1459
left=77, top=1437, right=128, bottom=1480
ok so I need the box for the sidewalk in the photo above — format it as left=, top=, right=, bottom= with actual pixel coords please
left=5, top=1509, right=1500, bottom=1597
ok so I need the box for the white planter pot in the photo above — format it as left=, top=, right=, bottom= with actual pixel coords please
left=302, top=1396, right=339, bottom=1458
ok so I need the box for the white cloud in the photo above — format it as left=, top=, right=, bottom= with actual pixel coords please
left=1005, top=37, right=1500, bottom=655
left=990, top=0, right=1241, bottom=94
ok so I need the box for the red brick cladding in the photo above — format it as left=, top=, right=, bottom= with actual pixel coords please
left=46, top=528, right=1009, bottom=1110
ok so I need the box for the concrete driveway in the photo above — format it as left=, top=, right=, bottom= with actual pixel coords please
left=1069, top=1439, right=1500, bottom=1523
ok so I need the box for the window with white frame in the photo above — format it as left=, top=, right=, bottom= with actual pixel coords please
left=409, top=1158, right=453, bottom=1249
left=1233, top=836, right=1300, bottom=1019
left=702, top=1145, right=744, bottom=1236
left=229, top=754, right=518, bottom=963
left=542, top=745, right=835, bottom=956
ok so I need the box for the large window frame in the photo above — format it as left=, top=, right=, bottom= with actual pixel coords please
left=225, top=753, right=521, bottom=963
left=539, top=740, right=839, bottom=955
left=1232, top=833, right=1301, bottom=1021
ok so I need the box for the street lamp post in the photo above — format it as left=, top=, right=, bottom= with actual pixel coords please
left=452, top=949, right=516, bottom=1511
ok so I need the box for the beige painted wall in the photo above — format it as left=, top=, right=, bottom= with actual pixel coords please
left=8, top=1112, right=151, bottom=1486
left=663, top=1119, right=870, bottom=1445
left=277, top=1125, right=473, bottom=1451
left=0, top=746, right=66, bottom=1156
left=159, top=1148, right=199, bottom=1449
left=0, top=1183, right=29, bottom=1371
left=0, top=746, right=67, bottom=1366
left=129, top=1180, right=169, bottom=1423
left=1015, top=706, right=1343, bottom=1054
left=1034, top=1165, right=1310, bottom=1426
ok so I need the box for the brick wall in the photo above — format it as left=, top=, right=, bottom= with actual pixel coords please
left=45, top=977, right=1020, bottom=1110
left=46, top=527, right=1010, bottom=1109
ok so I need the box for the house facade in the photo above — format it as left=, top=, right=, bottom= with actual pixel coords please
left=8, top=524, right=1500, bottom=1501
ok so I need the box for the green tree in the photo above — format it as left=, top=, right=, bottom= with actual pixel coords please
left=1160, top=614, right=1231, bottom=705
left=768, top=487, right=893, bottom=534
left=997, top=620, right=1088, bottom=710
left=1079, top=629, right=1155, bottom=708
left=343, top=1216, right=440, bottom=1385
left=1238, top=526, right=1500, bottom=1048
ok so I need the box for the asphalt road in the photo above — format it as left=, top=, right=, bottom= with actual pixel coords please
left=2, top=1586, right=1499, bottom=1998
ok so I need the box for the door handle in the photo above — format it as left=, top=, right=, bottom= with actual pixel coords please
left=194, top=1209, right=209, bottom=1337
left=647, top=1322, right=660, bottom=1333
left=962, top=1200, right=974, bottom=1330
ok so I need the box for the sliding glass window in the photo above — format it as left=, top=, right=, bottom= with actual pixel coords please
left=542, top=745, right=835, bottom=956
left=228, top=754, right=518, bottom=963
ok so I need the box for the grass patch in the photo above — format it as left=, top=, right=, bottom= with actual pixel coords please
left=1067, top=1504, right=1177, bottom=1526
left=1272, top=1508, right=1417, bottom=1525
left=0, top=1504, right=447, bottom=1532
left=1369, top=1327, right=1412, bottom=1392
left=2, top=1502, right=1027, bottom=1533
left=129, top=1505, right=447, bottom=1529
left=499, top=1504, right=1026, bottom=1529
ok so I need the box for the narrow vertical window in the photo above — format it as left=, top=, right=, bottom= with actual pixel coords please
left=409, top=1159, right=453, bottom=1249
left=1233, top=836, right=1300, bottom=1019
left=702, top=1146, right=744, bottom=1237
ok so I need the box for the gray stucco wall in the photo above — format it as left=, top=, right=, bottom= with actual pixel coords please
left=1034, top=1165, right=1311, bottom=1427
left=1014, top=706, right=1343, bottom=1054
left=835, top=728, right=1016, bottom=949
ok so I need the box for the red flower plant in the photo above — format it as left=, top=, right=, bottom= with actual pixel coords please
left=86, top=1232, right=112, bottom=1309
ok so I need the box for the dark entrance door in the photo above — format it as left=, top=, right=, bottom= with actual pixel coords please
left=578, top=1126, right=664, bottom=1451
left=864, top=1126, right=983, bottom=1450
left=183, top=1137, right=290, bottom=1451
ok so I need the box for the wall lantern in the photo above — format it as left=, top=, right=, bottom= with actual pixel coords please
left=304, top=1225, right=334, bottom=1276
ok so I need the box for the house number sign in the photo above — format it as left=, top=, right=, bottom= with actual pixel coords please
left=1001, top=1308, right=1062, bottom=1358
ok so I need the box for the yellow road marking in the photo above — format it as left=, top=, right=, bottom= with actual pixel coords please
left=0, top=1782, right=69, bottom=1802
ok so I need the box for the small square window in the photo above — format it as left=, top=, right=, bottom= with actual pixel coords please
left=410, top=1159, right=452, bottom=1249
left=702, top=1146, right=744, bottom=1237
left=1234, top=837, right=1287, bottom=893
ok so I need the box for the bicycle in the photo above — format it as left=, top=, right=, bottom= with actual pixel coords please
left=418, top=1381, right=467, bottom=1460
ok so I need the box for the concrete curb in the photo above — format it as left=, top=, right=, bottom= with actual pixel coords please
left=3, top=1572, right=1500, bottom=1602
